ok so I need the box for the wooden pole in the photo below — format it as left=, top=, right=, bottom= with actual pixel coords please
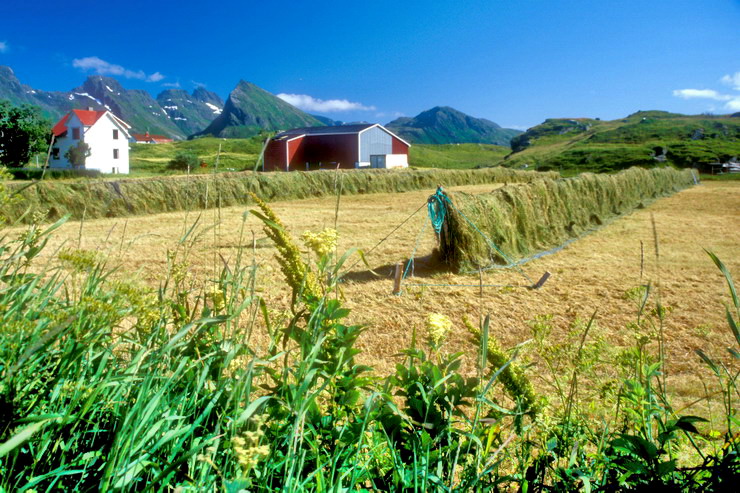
left=392, top=261, right=403, bottom=295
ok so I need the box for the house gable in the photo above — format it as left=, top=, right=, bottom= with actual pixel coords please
left=50, top=109, right=131, bottom=174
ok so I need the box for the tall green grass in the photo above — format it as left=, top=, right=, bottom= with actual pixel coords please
left=438, top=166, right=697, bottom=271
left=4, top=167, right=558, bottom=224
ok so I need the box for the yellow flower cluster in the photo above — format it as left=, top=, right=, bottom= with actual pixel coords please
left=301, top=228, right=338, bottom=257
left=232, top=415, right=270, bottom=474
left=427, top=313, right=453, bottom=346
left=58, top=248, right=100, bottom=273
left=464, top=316, right=541, bottom=417
left=206, top=285, right=226, bottom=312
left=249, top=193, right=319, bottom=301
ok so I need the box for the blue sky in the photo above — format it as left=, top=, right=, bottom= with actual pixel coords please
left=1, top=0, right=739, bottom=129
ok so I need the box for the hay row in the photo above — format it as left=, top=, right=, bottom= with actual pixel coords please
left=437, top=167, right=697, bottom=271
left=6, top=167, right=558, bottom=224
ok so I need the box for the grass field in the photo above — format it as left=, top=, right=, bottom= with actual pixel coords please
left=408, top=143, right=510, bottom=168
left=129, top=136, right=265, bottom=176
left=30, top=180, right=739, bottom=408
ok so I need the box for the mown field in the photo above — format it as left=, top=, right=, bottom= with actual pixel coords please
left=2, top=173, right=738, bottom=490
left=30, top=178, right=738, bottom=386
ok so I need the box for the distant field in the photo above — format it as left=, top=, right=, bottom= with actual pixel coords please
left=129, top=139, right=512, bottom=175
left=129, top=137, right=264, bottom=176
left=409, top=143, right=509, bottom=168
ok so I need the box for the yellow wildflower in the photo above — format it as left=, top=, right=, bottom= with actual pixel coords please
left=232, top=415, right=269, bottom=474
left=427, top=313, right=453, bottom=346
left=301, top=228, right=338, bottom=257
left=206, top=285, right=226, bottom=312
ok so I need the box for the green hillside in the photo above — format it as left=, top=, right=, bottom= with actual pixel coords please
left=503, top=111, right=740, bottom=172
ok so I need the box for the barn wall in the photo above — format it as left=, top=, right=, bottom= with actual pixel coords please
left=287, top=137, right=305, bottom=170
left=290, top=134, right=358, bottom=169
left=392, top=136, right=409, bottom=155
left=264, top=139, right=287, bottom=171
left=359, top=126, right=392, bottom=164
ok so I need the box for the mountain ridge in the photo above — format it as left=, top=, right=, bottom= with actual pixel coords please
left=385, top=106, right=522, bottom=146
left=194, top=80, right=322, bottom=138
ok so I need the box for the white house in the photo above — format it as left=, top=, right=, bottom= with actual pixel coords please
left=50, top=109, right=132, bottom=174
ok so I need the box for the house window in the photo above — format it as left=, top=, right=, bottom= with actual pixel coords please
left=72, top=127, right=80, bottom=140
left=113, top=129, right=119, bottom=140
left=52, top=148, right=60, bottom=160
left=113, top=149, right=119, bottom=159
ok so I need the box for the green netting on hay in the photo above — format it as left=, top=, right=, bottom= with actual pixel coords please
left=437, top=167, right=697, bottom=272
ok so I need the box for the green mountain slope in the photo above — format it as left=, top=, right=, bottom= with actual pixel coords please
left=503, top=111, right=740, bottom=172
left=0, top=65, right=79, bottom=120
left=0, top=66, right=188, bottom=138
left=195, top=81, right=322, bottom=138
left=386, top=106, right=522, bottom=145
left=74, top=76, right=186, bottom=139
left=157, top=88, right=224, bottom=136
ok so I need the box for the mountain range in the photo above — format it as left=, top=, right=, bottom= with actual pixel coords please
left=0, top=65, right=522, bottom=145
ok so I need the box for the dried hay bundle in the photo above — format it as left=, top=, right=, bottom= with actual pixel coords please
left=438, top=167, right=697, bottom=272
left=4, top=167, right=558, bottom=224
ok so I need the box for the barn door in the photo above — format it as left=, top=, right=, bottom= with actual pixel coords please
left=370, top=155, right=385, bottom=168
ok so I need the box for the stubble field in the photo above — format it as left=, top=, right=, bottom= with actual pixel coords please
left=33, top=180, right=740, bottom=412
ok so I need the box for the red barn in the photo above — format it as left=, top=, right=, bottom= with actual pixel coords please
left=263, top=123, right=410, bottom=171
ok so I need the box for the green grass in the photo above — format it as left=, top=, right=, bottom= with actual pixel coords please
left=409, top=143, right=510, bottom=169
left=129, top=137, right=265, bottom=176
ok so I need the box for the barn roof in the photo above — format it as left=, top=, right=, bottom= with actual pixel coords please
left=273, top=123, right=410, bottom=146
left=276, top=123, right=375, bottom=138
left=132, top=132, right=173, bottom=142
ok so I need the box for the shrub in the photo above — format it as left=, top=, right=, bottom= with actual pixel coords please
left=167, top=151, right=199, bottom=171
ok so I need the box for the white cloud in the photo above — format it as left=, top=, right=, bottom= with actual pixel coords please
left=191, top=80, right=207, bottom=88
left=162, top=81, right=181, bottom=88
left=72, top=56, right=165, bottom=83
left=726, top=98, right=740, bottom=111
left=720, top=72, right=740, bottom=91
left=277, top=93, right=376, bottom=113
left=0, top=41, right=8, bottom=53
left=147, top=72, right=165, bottom=82
left=672, top=88, right=731, bottom=101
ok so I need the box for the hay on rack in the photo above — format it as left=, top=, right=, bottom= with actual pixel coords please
left=437, top=167, right=697, bottom=272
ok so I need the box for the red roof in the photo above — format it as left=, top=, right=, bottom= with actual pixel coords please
left=132, top=132, right=173, bottom=143
left=52, top=109, right=107, bottom=137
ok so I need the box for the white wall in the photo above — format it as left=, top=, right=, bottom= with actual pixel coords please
left=384, top=154, right=408, bottom=169
left=48, top=113, right=129, bottom=174
left=49, top=114, right=82, bottom=170
left=84, top=116, right=129, bottom=174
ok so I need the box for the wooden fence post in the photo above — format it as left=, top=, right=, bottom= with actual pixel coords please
left=392, top=261, right=403, bottom=295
